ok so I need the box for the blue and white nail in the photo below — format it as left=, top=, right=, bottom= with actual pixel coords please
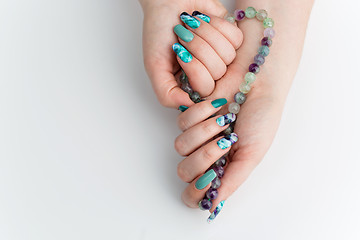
left=180, top=12, right=201, bottom=29
left=192, top=11, right=211, bottom=23
left=216, top=113, right=236, bottom=127
left=207, top=200, right=225, bottom=223
left=217, top=133, right=238, bottom=150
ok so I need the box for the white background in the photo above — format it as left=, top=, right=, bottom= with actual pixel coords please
left=0, top=0, right=359, bottom=239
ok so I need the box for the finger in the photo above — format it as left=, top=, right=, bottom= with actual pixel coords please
left=175, top=113, right=236, bottom=156
left=194, top=12, right=243, bottom=49
left=174, top=24, right=227, bottom=80
left=177, top=133, right=238, bottom=182
left=179, top=12, right=237, bottom=65
left=181, top=169, right=217, bottom=208
left=172, top=43, right=214, bottom=97
left=177, top=98, right=227, bottom=131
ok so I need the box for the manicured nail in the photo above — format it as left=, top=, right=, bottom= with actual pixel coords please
left=172, top=43, right=193, bottom=63
left=178, top=105, right=189, bottom=112
left=216, top=113, right=236, bottom=127
left=192, top=11, right=211, bottom=23
left=207, top=200, right=225, bottom=223
left=195, top=169, right=217, bottom=190
left=217, top=133, right=238, bottom=150
left=174, top=24, right=194, bottom=42
left=211, top=98, right=227, bottom=108
left=180, top=12, right=201, bottom=29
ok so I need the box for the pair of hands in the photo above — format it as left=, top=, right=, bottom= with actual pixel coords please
left=140, top=0, right=296, bottom=215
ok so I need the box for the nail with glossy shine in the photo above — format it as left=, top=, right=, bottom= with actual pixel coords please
left=217, top=133, right=238, bottom=150
left=180, top=12, right=201, bottom=29
left=211, top=98, right=227, bottom=108
left=172, top=43, right=193, bottom=63
left=174, top=24, right=194, bottom=42
left=192, top=11, right=211, bottom=23
left=216, top=113, right=236, bottom=127
left=207, top=200, right=225, bottom=223
left=195, top=169, right=217, bottom=190
left=178, top=105, right=189, bottom=112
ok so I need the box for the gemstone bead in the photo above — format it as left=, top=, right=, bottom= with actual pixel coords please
left=261, top=37, right=272, bottom=47
left=214, top=156, right=227, bottom=167
left=199, top=199, right=212, bottom=210
left=234, top=92, right=246, bottom=104
left=249, top=63, right=260, bottom=74
left=245, top=72, right=256, bottom=84
left=179, top=70, right=188, bottom=84
left=264, top=28, right=275, bottom=38
left=181, top=83, right=193, bottom=94
left=224, top=13, right=235, bottom=23
left=213, top=166, right=225, bottom=178
left=258, top=45, right=270, bottom=57
left=245, top=7, right=256, bottom=18
left=256, top=9, right=267, bottom=21
left=228, top=102, right=240, bottom=114
left=254, top=54, right=265, bottom=65
left=223, top=124, right=234, bottom=135
left=211, top=177, right=221, bottom=189
left=190, top=91, right=201, bottom=103
left=234, top=9, right=245, bottom=21
left=206, top=188, right=218, bottom=200
left=239, top=82, right=251, bottom=94
left=263, top=18, right=274, bottom=28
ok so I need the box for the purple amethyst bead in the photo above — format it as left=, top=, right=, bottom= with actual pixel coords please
left=213, top=166, right=225, bottom=178
left=249, top=63, right=260, bottom=74
left=211, top=177, right=221, bottom=189
left=199, top=198, right=212, bottom=210
left=254, top=54, right=265, bottom=66
left=234, top=9, right=245, bottom=21
left=206, top=188, right=219, bottom=200
left=261, top=37, right=272, bottom=47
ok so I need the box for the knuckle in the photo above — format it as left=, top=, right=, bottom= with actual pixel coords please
left=177, top=117, right=191, bottom=131
left=202, top=146, right=215, bottom=161
left=177, top=163, right=190, bottom=182
left=174, top=136, right=187, bottom=156
left=201, top=121, right=215, bottom=136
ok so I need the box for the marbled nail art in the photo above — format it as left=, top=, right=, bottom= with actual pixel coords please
left=192, top=11, right=211, bottom=23
left=217, top=133, right=238, bottom=149
left=216, top=113, right=236, bottom=127
left=180, top=12, right=201, bottom=29
left=172, top=43, right=193, bottom=63
left=207, top=200, right=225, bottom=223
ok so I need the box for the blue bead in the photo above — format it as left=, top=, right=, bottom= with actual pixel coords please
left=258, top=45, right=270, bottom=57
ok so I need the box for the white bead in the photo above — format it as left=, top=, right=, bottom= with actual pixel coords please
left=228, top=102, right=240, bottom=114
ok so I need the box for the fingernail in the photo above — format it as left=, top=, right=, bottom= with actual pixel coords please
left=192, top=11, right=211, bottom=23
left=207, top=200, right=225, bottom=223
left=217, top=133, right=238, bottom=150
left=178, top=105, right=189, bottom=112
left=174, top=24, right=194, bottom=42
left=180, top=12, right=201, bottom=29
left=172, top=43, right=193, bottom=63
left=216, top=113, right=236, bottom=127
left=195, top=169, right=217, bottom=190
left=211, top=98, right=227, bottom=108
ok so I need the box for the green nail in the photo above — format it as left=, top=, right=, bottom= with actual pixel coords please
left=174, top=25, right=194, bottom=42
left=195, top=169, right=217, bottom=190
left=178, top=105, right=189, bottom=112
left=211, top=98, right=227, bottom=108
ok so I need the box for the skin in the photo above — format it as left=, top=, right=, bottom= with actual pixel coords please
left=140, top=0, right=315, bottom=214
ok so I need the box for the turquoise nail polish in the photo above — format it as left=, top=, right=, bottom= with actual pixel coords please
left=174, top=24, right=194, bottom=42
left=172, top=43, right=192, bottom=63
left=207, top=200, right=225, bottom=223
left=195, top=169, right=217, bottom=190
left=178, top=105, right=189, bottom=112
left=180, top=12, right=201, bottom=29
left=211, top=98, right=227, bottom=108
left=217, top=133, right=238, bottom=149
left=192, top=11, right=211, bottom=23
left=216, top=113, right=236, bottom=127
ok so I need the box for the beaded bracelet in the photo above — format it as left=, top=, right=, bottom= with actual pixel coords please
left=178, top=7, right=275, bottom=222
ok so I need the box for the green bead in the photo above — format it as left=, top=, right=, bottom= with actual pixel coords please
left=239, top=82, right=251, bottom=94
left=245, top=72, right=256, bottom=84
left=245, top=7, right=256, bottom=18
left=263, top=18, right=274, bottom=28
left=258, top=45, right=270, bottom=57
left=256, top=9, right=267, bottom=21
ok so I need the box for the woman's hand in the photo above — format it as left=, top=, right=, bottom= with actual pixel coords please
left=139, top=0, right=240, bottom=108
